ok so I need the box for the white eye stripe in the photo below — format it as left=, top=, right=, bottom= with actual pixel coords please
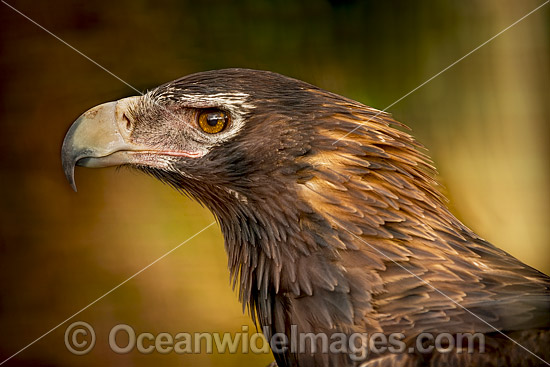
left=193, top=94, right=254, bottom=110
left=152, top=88, right=256, bottom=111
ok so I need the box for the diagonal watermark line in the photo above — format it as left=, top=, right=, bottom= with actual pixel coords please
left=0, top=221, right=216, bottom=366
left=343, top=228, right=550, bottom=366
left=1, top=0, right=143, bottom=95
left=2, top=0, right=548, bottom=365
left=0, top=4, right=220, bottom=366
left=2, top=0, right=196, bottom=149
left=330, top=5, right=550, bottom=364
left=333, top=0, right=549, bottom=144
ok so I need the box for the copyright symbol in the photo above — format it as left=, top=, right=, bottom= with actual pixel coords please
left=64, top=321, right=96, bottom=355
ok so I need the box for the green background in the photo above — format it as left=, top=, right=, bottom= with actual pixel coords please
left=0, top=1, right=548, bottom=366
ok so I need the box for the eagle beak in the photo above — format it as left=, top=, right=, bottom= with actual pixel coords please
left=61, top=97, right=142, bottom=192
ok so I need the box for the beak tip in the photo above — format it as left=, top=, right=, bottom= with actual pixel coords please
left=62, top=141, right=78, bottom=192
left=70, top=181, right=78, bottom=193
left=62, top=160, right=78, bottom=192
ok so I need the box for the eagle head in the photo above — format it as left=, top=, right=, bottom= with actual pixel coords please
left=63, top=69, right=337, bottom=213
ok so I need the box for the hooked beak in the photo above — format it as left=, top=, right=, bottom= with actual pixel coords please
left=61, top=96, right=143, bottom=191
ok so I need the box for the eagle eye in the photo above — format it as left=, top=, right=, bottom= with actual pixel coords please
left=198, top=109, right=229, bottom=134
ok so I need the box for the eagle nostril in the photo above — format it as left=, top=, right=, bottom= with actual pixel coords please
left=122, top=113, right=133, bottom=133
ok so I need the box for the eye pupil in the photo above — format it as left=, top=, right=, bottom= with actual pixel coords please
left=206, top=113, right=224, bottom=126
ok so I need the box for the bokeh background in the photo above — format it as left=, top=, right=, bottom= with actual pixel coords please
left=0, top=0, right=548, bottom=366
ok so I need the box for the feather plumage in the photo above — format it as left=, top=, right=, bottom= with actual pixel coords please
left=63, top=69, right=550, bottom=366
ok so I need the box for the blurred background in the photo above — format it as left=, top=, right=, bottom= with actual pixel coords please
left=0, top=0, right=548, bottom=366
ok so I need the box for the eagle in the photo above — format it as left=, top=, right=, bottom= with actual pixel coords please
left=61, top=69, right=550, bottom=366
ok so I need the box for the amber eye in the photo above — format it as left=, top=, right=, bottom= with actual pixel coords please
left=198, top=110, right=229, bottom=134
